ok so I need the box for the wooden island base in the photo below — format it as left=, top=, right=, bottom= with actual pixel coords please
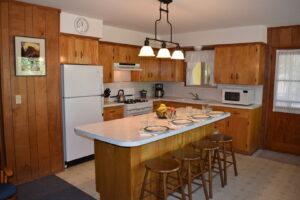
left=94, top=123, right=214, bottom=200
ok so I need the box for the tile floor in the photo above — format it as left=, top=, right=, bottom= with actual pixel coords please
left=56, top=150, right=300, bottom=200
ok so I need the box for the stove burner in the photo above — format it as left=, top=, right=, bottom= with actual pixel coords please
left=124, top=99, right=148, bottom=104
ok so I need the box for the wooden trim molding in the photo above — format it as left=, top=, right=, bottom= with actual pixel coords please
left=60, top=32, right=100, bottom=40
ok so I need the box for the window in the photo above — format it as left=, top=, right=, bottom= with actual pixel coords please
left=273, top=49, right=300, bottom=114
left=185, top=50, right=215, bottom=86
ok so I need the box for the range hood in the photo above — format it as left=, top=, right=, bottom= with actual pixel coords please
left=114, top=63, right=142, bottom=71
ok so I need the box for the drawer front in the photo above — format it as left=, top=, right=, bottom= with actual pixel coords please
left=104, top=106, right=124, bottom=121
left=212, top=106, right=249, bottom=118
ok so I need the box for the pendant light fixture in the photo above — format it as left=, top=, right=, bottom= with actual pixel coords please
left=139, top=0, right=184, bottom=60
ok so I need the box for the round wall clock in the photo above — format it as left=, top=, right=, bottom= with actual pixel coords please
left=74, top=17, right=89, bottom=34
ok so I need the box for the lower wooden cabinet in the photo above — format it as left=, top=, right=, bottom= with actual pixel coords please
left=103, top=106, right=124, bottom=121
left=212, top=106, right=262, bottom=154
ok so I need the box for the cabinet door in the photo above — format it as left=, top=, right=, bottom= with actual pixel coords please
left=148, top=58, right=161, bottom=81
left=99, top=43, right=114, bottom=83
left=160, top=59, right=175, bottom=82
left=103, top=106, right=124, bottom=121
left=234, top=44, right=264, bottom=85
left=81, top=38, right=98, bottom=65
left=214, top=47, right=235, bottom=84
left=128, top=47, right=141, bottom=64
left=229, top=114, right=249, bottom=153
left=60, top=34, right=76, bottom=64
left=174, top=60, right=185, bottom=82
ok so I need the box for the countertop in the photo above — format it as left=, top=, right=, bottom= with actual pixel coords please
left=103, top=96, right=261, bottom=110
left=75, top=109, right=230, bottom=147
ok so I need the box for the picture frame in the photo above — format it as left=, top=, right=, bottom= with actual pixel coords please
left=14, top=36, right=46, bottom=76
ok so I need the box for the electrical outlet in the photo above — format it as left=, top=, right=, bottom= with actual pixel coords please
left=16, top=95, right=21, bottom=104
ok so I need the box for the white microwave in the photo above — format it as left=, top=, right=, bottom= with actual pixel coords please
left=222, top=89, right=255, bottom=105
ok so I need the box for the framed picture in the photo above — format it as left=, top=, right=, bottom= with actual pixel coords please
left=14, top=36, right=46, bottom=76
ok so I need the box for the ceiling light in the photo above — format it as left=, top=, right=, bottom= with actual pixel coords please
left=171, top=45, right=184, bottom=60
left=139, top=39, right=155, bottom=57
left=157, top=42, right=171, bottom=58
left=139, top=0, right=183, bottom=59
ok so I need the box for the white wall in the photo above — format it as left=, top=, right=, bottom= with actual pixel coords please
left=162, top=25, right=267, bottom=47
left=60, top=12, right=103, bottom=38
left=101, top=25, right=154, bottom=46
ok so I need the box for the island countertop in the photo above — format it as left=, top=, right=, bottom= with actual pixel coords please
left=75, top=110, right=230, bottom=147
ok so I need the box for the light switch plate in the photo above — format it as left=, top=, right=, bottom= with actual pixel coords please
left=16, top=95, right=21, bottom=104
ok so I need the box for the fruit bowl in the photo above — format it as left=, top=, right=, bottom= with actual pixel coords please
left=156, top=111, right=167, bottom=119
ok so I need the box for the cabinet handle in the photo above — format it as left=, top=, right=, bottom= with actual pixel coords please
left=227, top=120, right=230, bottom=127
left=236, top=73, right=239, bottom=80
left=129, top=56, right=131, bottom=61
left=109, top=72, right=112, bottom=78
left=231, top=73, right=234, bottom=80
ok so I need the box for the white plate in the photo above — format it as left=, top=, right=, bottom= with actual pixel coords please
left=144, top=126, right=169, bottom=134
left=171, top=119, right=194, bottom=126
left=191, top=114, right=211, bottom=120
left=209, top=111, right=225, bottom=115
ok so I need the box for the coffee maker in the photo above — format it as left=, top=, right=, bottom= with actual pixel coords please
left=155, top=83, right=164, bottom=98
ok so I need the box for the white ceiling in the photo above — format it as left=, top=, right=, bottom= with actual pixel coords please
left=18, top=0, right=300, bottom=34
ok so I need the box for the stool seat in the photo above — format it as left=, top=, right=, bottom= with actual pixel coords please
left=192, top=140, right=219, bottom=151
left=171, top=148, right=201, bottom=161
left=207, top=134, right=232, bottom=142
left=145, top=158, right=180, bottom=173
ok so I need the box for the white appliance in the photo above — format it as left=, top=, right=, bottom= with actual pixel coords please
left=222, top=88, right=255, bottom=105
left=124, top=100, right=153, bottom=117
left=114, top=63, right=142, bottom=71
left=61, top=64, right=103, bottom=167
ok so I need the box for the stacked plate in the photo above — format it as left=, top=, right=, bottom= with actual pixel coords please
left=208, top=111, right=225, bottom=117
left=171, top=119, right=194, bottom=126
left=144, top=126, right=169, bottom=134
left=190, top=114, right=211, bottom=120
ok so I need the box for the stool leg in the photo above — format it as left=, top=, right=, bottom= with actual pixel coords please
left=139, top=169, right=149, bottom=200
left=187, top=160, right=192, bottom=200
left=177, top=170, right=186, bottom=200
left=162, top=173, right=168, bottom=200
left=230, top=142, right=238, bottom=176
left=216, top=149, right=224, bottom=188
left=199, top=161, right=209, bottom=200
left=222, top=143, right=227, bottom=185
left=207, top=150, right=213, bottom=198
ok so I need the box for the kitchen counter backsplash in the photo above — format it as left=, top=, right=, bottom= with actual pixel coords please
left=104, top=82, right=263, bottom=105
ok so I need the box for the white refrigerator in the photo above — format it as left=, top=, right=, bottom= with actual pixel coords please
left=61, top=64, right=103, bottom=167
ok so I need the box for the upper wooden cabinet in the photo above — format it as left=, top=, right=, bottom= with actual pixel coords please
left=60, top=33, right=99, bottom=65
left=160, top=59, right=185, bottom=82
left=214, top=43, right=265, bottom=85
left=114, top=46, right=141, bottom=64
left=99, top=42, right=115, bottom=83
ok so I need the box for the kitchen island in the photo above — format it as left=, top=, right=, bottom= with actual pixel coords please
left=75, top=110, right=230, bottom=200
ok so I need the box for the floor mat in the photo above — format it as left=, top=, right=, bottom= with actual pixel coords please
left=17, top=175, right=96, bottom=200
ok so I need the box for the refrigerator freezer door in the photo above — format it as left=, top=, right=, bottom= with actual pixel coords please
left=62, top=65, right=103, bottom=98
left=63, top=96, right=102, bottom=162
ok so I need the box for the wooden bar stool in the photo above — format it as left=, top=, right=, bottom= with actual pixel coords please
left=140, top=158, right=186, bottom=200
left=207, top=134, right=238, bottom=185
left=192, top=140, right=224, bottom=198
left=171, top=148, right=209, bottom=200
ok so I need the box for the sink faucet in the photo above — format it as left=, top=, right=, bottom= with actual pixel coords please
left=190, top=92, right=200, bottom=100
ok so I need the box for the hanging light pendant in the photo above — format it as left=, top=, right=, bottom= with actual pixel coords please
left=139, top=39, right=155, bottom=57
left=157, top=42, right=171, bottom=58
left=171, top=45, right=184, bottom=60
left=139, top=0, right=184, bottom=60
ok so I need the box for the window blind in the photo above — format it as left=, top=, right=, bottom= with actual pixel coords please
left=273, top=49, right=300, bottom=114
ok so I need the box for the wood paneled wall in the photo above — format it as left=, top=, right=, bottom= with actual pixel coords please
left=0, top=1, right=64, bottom=183
left=263, top=25, right=300, bottom=155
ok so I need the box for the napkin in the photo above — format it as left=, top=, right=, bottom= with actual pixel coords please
left=138, top=130, right=158, bottom=137
left=168, top=124, right=185, bottom=130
